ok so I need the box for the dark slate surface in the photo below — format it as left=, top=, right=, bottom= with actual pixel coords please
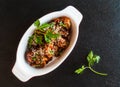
left=0, top=0, right=120, bottom=87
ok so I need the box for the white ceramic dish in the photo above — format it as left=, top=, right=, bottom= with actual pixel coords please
left=12, top=5, right=83, bottom=82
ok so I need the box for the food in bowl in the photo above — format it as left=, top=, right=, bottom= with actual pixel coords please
left=12, top=6, right=83, bottom=82
left=25, top=17, right=71, bottom=68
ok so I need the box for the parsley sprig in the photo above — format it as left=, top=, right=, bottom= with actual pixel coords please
left=75, top=51, right=108, bottom=76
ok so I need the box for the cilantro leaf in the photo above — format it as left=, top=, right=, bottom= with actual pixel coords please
left=28, top=34, right=43, bottom=48
left=50, top=50, right=54, bottom=55
left=46, top=31, right=59, bottom=38
left=87, top=50, right=93, bottom=61
left=32, top=57, right=37, bottom=61
left=44, top=30, right=60, bottom=43
left=75, top=50, right=108, bottom=76
left=34, top=19, right=40, bottom=27
left=59, top=21, right=66, bottom=27
left=75, top=65, right=85, bottom=74
left=87, top=51, right=100, bottom=66
left=87, top=51, right=94, bottom=66
left=28, top=35, right=34, bottom=48
left=38, top=23, right=51, bottom=30
left=37, top=22, right=55, bottom=31
left=93, top=55, right=100, bottom=63
left=35, top=35, right=43, bottom=45
left=50, top=22, right=55, bottom=28
left=44, top=35, right=51, bottom=43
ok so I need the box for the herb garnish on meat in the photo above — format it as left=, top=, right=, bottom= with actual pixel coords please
left=26, top=17, right=71, bottom=68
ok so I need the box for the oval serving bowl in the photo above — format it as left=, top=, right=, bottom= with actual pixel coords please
left=12, top=5, right=83, bottom=82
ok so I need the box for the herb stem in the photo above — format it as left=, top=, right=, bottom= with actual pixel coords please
left=75, top=50, right=108, bottom=76
left=84, top=66, right=89, bottom=69
left=88, top=67, right=108, bottom=76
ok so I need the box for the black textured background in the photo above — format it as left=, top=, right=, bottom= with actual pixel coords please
left=0, top=0, right=120, bottom=87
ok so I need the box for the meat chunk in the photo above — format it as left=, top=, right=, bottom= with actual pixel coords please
left=26, top=51, right=34, bottom=63
left=53, top=17, right=71, bottom=29
left=56, top=37, right=67, bottom=48
left=26, top=50, right=49, bottom=68
left=44, top=42, right=58, bottom=59
left=62, top=17, right=71, bottom=29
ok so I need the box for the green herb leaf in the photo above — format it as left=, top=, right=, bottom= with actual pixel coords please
left=87, top=51, right=93, bottom=60
left=44, top=35, right=51, bottom=43
left=93, top=55, right=100, bottom=63
left=38, top=23, right=51, bottom=30
left=75, top=50, right=108, bottom=76
left=38, top=22, right=55, bottom=30
left=44, top=30, right=60, bottom=43
left=32, top=57, right=37, bottom=61
left=34, top=19, right=40, bottom=27
left=28, top=35, right=34, bottom=48
left=28, top=34, right=43, bottom=47
left=75, top=65, right=85, bottom=74
left=50, top=22, right=55, bottom=28
left=50, top=50, right=54, bottom=54
left=35, top=36, right=43, bottom=45
left=87, top=51, right=101, bottom=66
left=87, top=51, right=98, bottom=66
left=59, top=21, right=66, bottom=27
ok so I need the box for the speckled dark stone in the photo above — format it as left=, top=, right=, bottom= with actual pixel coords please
left=0, top=0, right=120, bottom=87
